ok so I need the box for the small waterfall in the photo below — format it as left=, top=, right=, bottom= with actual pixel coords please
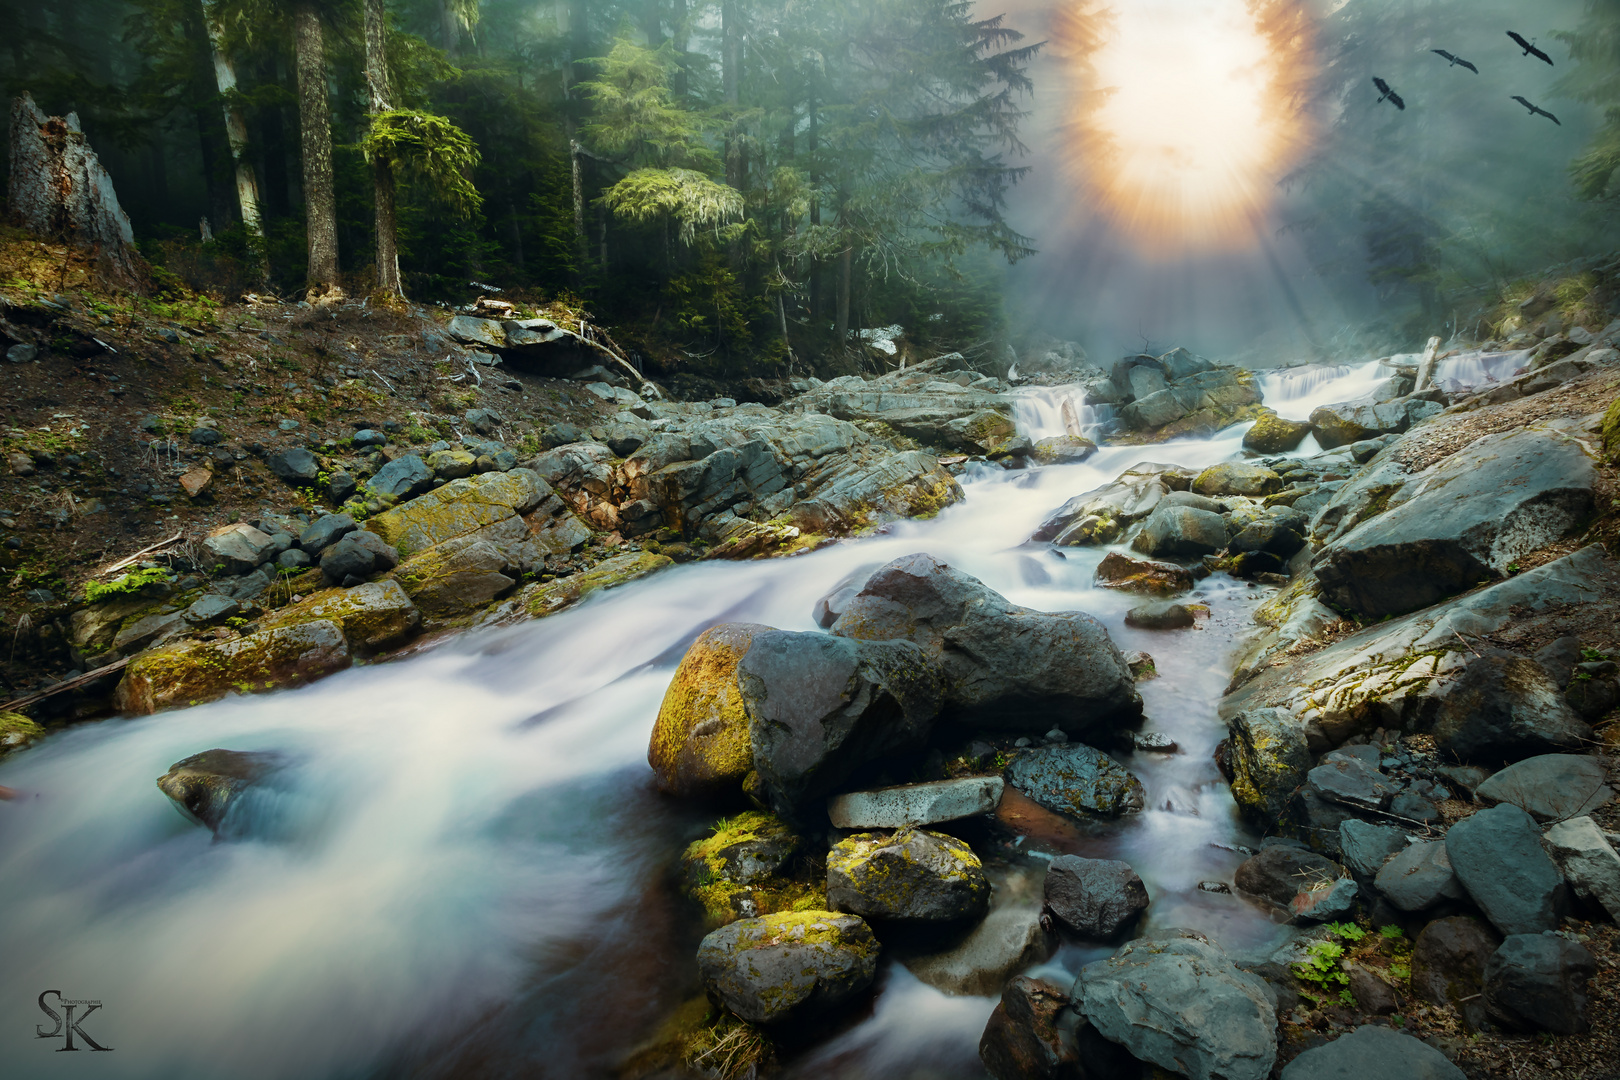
left=1431, top=349, right=1532, bottom=392
left=1012, top=385, right=1116, bottom=441
left=1256, top=359, right=1389, bottom=420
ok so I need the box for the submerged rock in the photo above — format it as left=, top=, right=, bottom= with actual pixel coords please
left=696, top=911, right=879, bottom=1024
left=826, top=827, right=991, bottom=922
left=1076, top=932, right=1277, bottom=1080
left=156, top=749, right=289, bottom=836
left=829, top=553, right=1141, bottom=737
left=1006, top=744, right=1144, bottom=820
left=903, top=907, right=1053, bottom=997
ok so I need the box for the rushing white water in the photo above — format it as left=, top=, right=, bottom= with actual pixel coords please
left=1430, top=348, right=1532, bottom=393
left=1011, top=385, right=1116, bottom=441
left=0, top=362, right=1381, bottom=1079
left=1256, top=359, right=1389, bottom=420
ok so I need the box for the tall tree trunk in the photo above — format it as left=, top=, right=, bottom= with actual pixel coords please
left=640, top=0, right=664, bottom=46
left=293, top=0, right=340, bottom=299
left=569, top=137, right=587, bottom=278
left=438, top=0, right=461, bottom=54
left=807, top=93, right=820, bottom=321
left=363, top=0, right=401, bottom=297
left=835, top=244, right=852, bottom=345
left=670, top=0, right=689, bottom=99
left=181, top=0, right=236, bottom=233
left=569, top=0, right=591, bottom=87
left=202, top=2, right=268, bottom=283
left=722, top=0, right=742, bottom=269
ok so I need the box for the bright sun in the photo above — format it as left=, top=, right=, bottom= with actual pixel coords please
left=1054, top=0, right=1318, bottom=253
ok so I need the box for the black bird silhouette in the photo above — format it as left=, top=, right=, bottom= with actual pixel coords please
left=1512, top=95, right=1561, bottom=124
left=1373, top=77, right=1405, bottom=110
left=1431, top=49, right=1479, bottom=73
left=1507, top=31, right=1554, bottom=65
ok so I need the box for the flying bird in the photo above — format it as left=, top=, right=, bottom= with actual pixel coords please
left=1512, top=95, right=1561, bottom=125
left=1507, top=31, right=1554, bottom=65
left=1373, top=77, right=1405, bottom=111
left=1431, top=49, right=1479, bottom=73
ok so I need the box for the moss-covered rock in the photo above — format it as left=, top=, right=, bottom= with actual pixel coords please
left=391, top=538, right=516, bottom=619
left=1004, top=744, right=1144, bottom=819
left=1093, top=551, right=1195, bottom=595
left=1193, top=462, right=1283, bottom=498
left=115, top=619, right=351, bottom=715
left=680, top=811, right=824, bottom=925
left=956, top=409, right=1018, bottom=454
left=0, top=711, right=45, bottom=759
left=649, top=623, right=770, bottom=802
left=1602, top=391, right=1620, bottom=463
left=827, top=827, right=990, bottom=922
left=1031, top=435, right=1098, bottom=465
left=366, top=468, right=550, bottom=556
left=696, top=910, right=880, bottom=1025
left=69, top=592, right=177, bottom=657
left=261, top=580, right=420, bottom=653
left=1242, top=409, right=1311, bottom=454
left=508, top=550, right=673, bottom=620
left=1225, top=707, right=1311, bottom=829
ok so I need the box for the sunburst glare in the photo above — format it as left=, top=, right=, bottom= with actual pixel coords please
left=1053, top=0, right=1319, bottom=254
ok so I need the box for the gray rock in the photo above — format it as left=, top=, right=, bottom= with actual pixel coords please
left=1006, top=744, right=1145, bottom=819
left=464, top=408, right=500, bottom=435
left=184, top=593, right=241, bottom=626
left=446, top=315, right=505, bottom=349
left=112, top=610, right=188, bottom=654
left=1030, top=461, right=1188, bottom=546
left=1374, top=841, right=1463, bottom=911
left=368, top=454, right=435, bottom=499
left=1411, top=916, right=1500, bottom=1027
left=1289, top=875, right=1360, bottom=922
left=680, top=812, right=801, bottom=888
left=1314, top=429, right=1596, bottom=618
left=7, top=343, right=39, bottom=363
left=189, top=425, right=220, bottom=445
left=1305, top=754, right=1397, bottom=812
left=829, top=553, right=1140, bottom=737
left=1030, top=435, right=1097, bottom=465
left=739, top=631, right=945, bottom=821
left=1445, top=804, right=1565, bottom=936
left=1338, top=820, right=1409, bottom=878
left=1432, top=653, right=1590, bottom=765
left=904, top=907, right=1053, bottom=997
left=1533, top=635, right=1584, bottom=689
left=1225, top=707, right=1311, bottom=828
left=827, top=776, right=1005, bottom=829
left=696, top=911, right=879, bottom=1024
left=1234, top=846, right=1345, bottom=907
left=276, top=548, right=311, bottom=570
left=267, top=447, right=320, bottom=485
left=352, top=429, right=387, bottom=449
left=1345, top=964, right=1398, bottom=1015
left=427, top=449, right=475, bottom=480
left=1542, top=816, right=1620, bottom=921
left=395, top=538, right=516, bottom=618
left=1076, top=933, right=1277, bottom=1080
left=1566, top=669, right=1618, bottom=718
left=1124, top=601, right=1196, bottom=630
left=1130, top=504, right=1228, bottom=558
left=327, top=471, right=356, bottom=503
left=1192, top=462, right=1282, bottom=498
left=299, top=513, right=357, bottom=554
left=1308, top=397, right=1414, bottom=449
left=320, top=531, right=399, bottom=584
left=1475, top=754, right=1612, bottom=822
left=1279, top=1025, right=1464, bottom=1079
left=827, top=827, right=991, bottom=922
left=203, top=523, right=278, bottom=575
left=1043, top=855, right=1149, bottom=939
left=1484, top=934, right=1598, bottom=1034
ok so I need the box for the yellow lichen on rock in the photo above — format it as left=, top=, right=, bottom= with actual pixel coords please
left=115, top=619, right=351, bottom=715
left=649, top=623, right=769, bottom=801
left=0, top=710, right=45, bottom=758
left=367, top=470, right=547, bottom=556
left=260, top=580, right=420, bottom=652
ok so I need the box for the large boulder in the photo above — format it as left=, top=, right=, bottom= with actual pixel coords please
left=1076, top=933, right=1277, bottom=1080
left=1279, top=1024, right=1465, bottom=1079
left=1445, top=804, right=1565, bottom=936
left=155, top=749, right=290, bottom=837
left=1314, top=429, right=1596, bottom=618
left=1373, top=840, right=1463, bottom=912
left=1484, top=934, right=1598, bottom=1034
left=1431, top=653, right=1590, bottom=765
left=260, top=580, right=420, bottom=653
left=1130, top=504, right=1228, bottom=558
left=1225, top=707, right=1311, bottom=828
left=979, top=976, right=1137, bottom=1080
left=1042, top=855, right=1148, bottom=939
left=826, top=776, right=1004, bottom=829
left=1473, top=754, right=1612, bottom=822
left=202, top=523, right=278, bottom=575
left=648, top=623, right=770, bottom=802
left=365, top=468, right=559, bottom=558
left=1411, top=916, right=1500, bottom=1027
left=740, top=631, right=945, bottom=820
left=826, top=827, right=991, bottom=922
left=1093, top=551, right=1196, bottom=595
left=1031, top=435, right=1097, bottom=465
left=1307, top=394, right=1437, bottom=449
left=829, top=553, right=1140, bottom=736
left=116, top=620, right=351, bottom=715
left=696, top=911, right=879, bottom=1024
left=391, top=538, right=516, bottom=619
left=1542, top=816, right=1620, bottom=920
left=1006, top=744, right=1144, bottom=819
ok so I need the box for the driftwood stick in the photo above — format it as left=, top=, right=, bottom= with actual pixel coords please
left=93, top=530, right=185, bottom=579
left=1, top=656, right=130, bottom=713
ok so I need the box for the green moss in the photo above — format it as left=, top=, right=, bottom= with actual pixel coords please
left=0, top=710, right=46, bottom=757
left=1601, top=393, right=1620, bottom=464
left=84, top=567, right=169, bottom=603
left=680, top=811, right=824, bottom=925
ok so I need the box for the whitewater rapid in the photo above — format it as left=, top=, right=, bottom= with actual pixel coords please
left=0, top=360, right=1388, bottom=1079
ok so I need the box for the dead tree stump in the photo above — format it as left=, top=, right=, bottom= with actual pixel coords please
left=8, top=93, right=146, bottom=292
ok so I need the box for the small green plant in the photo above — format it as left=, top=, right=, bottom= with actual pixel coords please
left=1389, top=963, right=1410, bottom=980
left=1582, top=647, right=1606, bottom=662
left=1293, top=940, right=1348, bottom=989
left=1379, top=925, right=1405, bottom=941
left=225, top=616, right=248, bottom=630
left=1506, top=562, right=1522, bottom=574
left=83, top=567, right=169, bottom=602
left=1324, top=921, right=1365, bottom=942
left=1337, top=988, right=1355, bottom=1006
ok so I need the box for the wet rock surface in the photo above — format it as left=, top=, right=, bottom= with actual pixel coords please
left=826, top=827, right=991, bottom=922
left=1042, top=855, right=1149, bottom=939
left=696, top=911, right=879, bottom=1024
left=1005, top=744, right=1145, bottom=820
